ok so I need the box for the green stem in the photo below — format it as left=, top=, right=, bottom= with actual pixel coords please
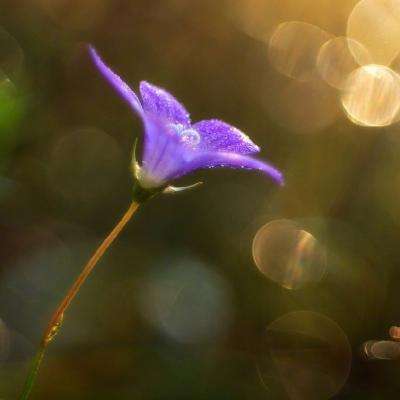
left=19, top=347, right=46, bottom=400
left=19, top=201, right=140, bottom=399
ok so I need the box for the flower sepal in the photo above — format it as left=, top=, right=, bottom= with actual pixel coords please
left=131, top=141, right=202, bottom=202
left=163, top=182, right=203, bottom=194
left=131, top=161, right=203, bottom=203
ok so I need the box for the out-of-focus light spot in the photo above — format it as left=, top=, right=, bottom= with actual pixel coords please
left=363, top=340, right=400, bottom=360
left=347, top=0, right=400, bottom=66
left=34, top=0, right=110, bottom=30
left=341, top=64, right=400, bottom=127
left=48, top=127, right=124, bottom=205
left=317, top=36, right=371, bottom=89
left=0, top=26, right=24, bottom=80
left=263, top=311, right=351, bottom=399
left=389, top=326, right=400, bottom=340
left=138, top=256, right=233, bottom=344
left=265, top=78, right=339, bottom=134
left=268, top=21, right=332, bottom=82
left=0, top=318, right=10, bottom=364
left=252, top=219, right=326, bottom=290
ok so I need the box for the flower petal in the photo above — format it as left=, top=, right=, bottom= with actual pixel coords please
left=138, top=115, right=191, bottom=188
left=140, top=81, right=191, bottom=126
left=193, top=119, right=260, bottom=154
left=88, top=45, right=143, bottom=115
left=171, top=152, right=284, bottom=185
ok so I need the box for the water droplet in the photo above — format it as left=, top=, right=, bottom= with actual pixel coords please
left=180, top=128, right=200, bottom=147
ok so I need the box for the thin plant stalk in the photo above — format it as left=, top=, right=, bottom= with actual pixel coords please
left=19, top=201, right=140, bottom=400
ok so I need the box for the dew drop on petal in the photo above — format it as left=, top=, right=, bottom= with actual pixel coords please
left=168, top=123, right=185, bottom=135
left=341, top=64, right=400, bottom=127
left=252, top=219, right=327, bottom=290
left=180, top=128, right=200, bottom=147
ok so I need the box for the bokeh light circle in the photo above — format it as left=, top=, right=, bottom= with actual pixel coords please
left=138, top=256, right=233, bottom=344
left=268, top=21, right=332, bottom=81
left=347, top=0, right=400, bottom=66
left=252, top=219, right=327, bottom=289
left=341, top=64, right=400, bottom=127
left=317, top=36, right=371, bottom=89
left=363, top=340, right=400, bottom=360
left=264, top=311, right=352, bottom=400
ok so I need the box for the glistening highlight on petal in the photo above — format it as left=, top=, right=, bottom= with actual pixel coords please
left=140, top=81, right=191, bottom=126
left=173, top=152, right=284, bottom=186
left=193, top=119, right=260, bottom=154
left=88, top=45, right=284, bottom=190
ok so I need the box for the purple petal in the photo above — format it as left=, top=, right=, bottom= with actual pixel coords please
left=172, top=152, right=284, bottom=185
left=139, top=117, right=194, bottom=188
left=88, top=45, right=143, bottom=115
left=140, top=81, right=191, bottom=126
left=193, top=119, right=260, bottom=154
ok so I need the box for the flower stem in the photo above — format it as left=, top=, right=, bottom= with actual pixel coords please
left=19, top=201, right=140, bottom=400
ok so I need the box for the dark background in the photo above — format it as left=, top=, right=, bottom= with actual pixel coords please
left=0, top=0, right=399, bottom=399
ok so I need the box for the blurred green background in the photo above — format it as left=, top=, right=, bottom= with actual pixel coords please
left=1, top=0, right=400, bottom=399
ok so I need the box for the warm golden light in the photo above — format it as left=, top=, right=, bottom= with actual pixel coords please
left=265, top=78, right=339, bottom=134
left=268, top=21, right=332, bottom=82
left=252, top=219, right=326, bottom=289
left=341, top=64, right=400, bottom=127
left=347, top=0, right=400, bottom=66
left=317, top=36, right=371, bottom=89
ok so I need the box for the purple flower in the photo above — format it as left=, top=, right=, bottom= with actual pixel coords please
left=88, top=46, right=283, bottom=199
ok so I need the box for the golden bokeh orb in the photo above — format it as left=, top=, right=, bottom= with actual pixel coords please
left=252, top=219, right=326, bottom=289
left=268, top=21, right=332, bottom=81
left=347, top=0, right=400, bottom=65
left=341, top=64, right=400, bottom=127
left=317, top=36, right=371, bottom=89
